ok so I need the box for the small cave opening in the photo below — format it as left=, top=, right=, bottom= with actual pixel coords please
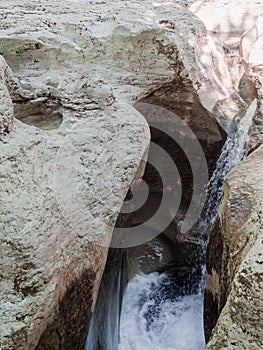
left=14, top=98, right=63, bottom=131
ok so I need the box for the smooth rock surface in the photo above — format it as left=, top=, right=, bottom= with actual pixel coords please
left=189, top=0, right=263, bottom=142
left=240, top=14, right=263, bottom=148
left=189, top=0, right=263, bottom=43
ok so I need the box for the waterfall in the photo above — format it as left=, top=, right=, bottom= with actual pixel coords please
left=117, top=99, right=257, bottom=350
left=85, top=250, right=128, bottom=350
left=85, top=270, right=121, bottom=350
left=200, top=98, right=257, bottom=232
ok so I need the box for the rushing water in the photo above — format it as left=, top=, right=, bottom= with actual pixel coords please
left=119, top=267, right=205, bottom=350
left=201, top=98, right=257, bottom=231
left=85, top=250, right=128, bottom=350
left=85, top=270, right=121, bottom=350
left=117, top=99, right=257, bottom=350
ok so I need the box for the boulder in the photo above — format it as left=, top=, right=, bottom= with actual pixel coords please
left=0, top=61, right=149, bottom=350
left=0, top=0, right=235, bottom=124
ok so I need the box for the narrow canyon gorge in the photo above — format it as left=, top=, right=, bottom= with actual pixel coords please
left=0, top=1, right=262, bottom=350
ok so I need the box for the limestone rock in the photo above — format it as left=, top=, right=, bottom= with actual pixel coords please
left=239, top=14, right=263, bottom=148
left=0, top=99, right=149, bottom=350
left=0, top=1, right=246, bottom=349
left=0, top=56, right=13, bottom=136
left=0, top=0, right=235, bottom=124
left=189, top=1, right=263, bottom=130
left=205, top=145, right=263, bottom=349
left=189, top=0, right=263, bottom=43
left=0, top=40, right=150, bottom=350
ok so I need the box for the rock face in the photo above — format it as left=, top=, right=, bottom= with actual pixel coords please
left=0, top=1, right=254, bottom=349
left=0, top=0, right=235, bottom=122
left=205, top=144, right=263, bottom=349
left=0, top=57, right=14, bottom=136
left=189, top=0, right=263, bottom=43
left=190, top=0, right=263, bottom=143
left=191, top=2, right=263, bottom=347
left=0, top=95, right=149, bottom=350
left=243, top=14, right=263, bottom=147
left=188, top=0, right=263, bottom=129
left=0, top=1, right=226, bottom=349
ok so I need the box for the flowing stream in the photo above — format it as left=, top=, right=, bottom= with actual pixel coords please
left=200, top=99, right=257, bottom=232
left=118, top=99, right=257, bottom=350
left=86, top=99, right=257, bottom=350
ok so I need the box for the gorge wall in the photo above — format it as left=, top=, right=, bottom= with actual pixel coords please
left=1, top=1, right=263, bottom=349
left=191, top=2, right=263, bottom=348
left=205, top=144, right=263, bottom=349
left=0, top=1, right=230, bottom=348
left=0, top=55, right=149, bottom=349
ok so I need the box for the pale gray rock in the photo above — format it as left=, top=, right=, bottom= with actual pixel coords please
left=0, top=99, right=149, bottom=350
left=1, top=1, right=261, bottom=349
left=189, top=0, right=263, bottom=129
left=189, top=0, right=263, bottom=43
left=240, top=14, right=263, bottom=147
left=205, top=145, right=263, bottom=349
left=0, top=56, right=13, bottom=137
left=0, top=0, right=235, bottom=123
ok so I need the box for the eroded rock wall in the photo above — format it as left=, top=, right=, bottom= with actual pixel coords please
left=205, top=145, right=263, bottom=349
left=0, top=57, right=14, bottom=136
left=0, top=60, right=149, bottom=350
left=0, top=1, right=250, bottom=349
left=189, top=0, right=263, bottom=144
left=0, top=0, right=236, bottom=119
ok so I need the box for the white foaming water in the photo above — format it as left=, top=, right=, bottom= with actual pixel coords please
left=119, top=270, right=205, bottom=350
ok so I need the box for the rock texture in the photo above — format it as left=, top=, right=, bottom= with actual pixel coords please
left=0, top=56, right=14, bottom=136
left=194, top=1, right=263, bottom=347
left=189, top=0, right=263, bottom=43
left=205, top=144, right=263, bottom=349
left=0, top=0, right=235, bottom=122
left=0, top=0, right=231, bottom=349
left=189, top=0, right=263, bottom=141
left=188, top=0, right=263, bottom=128
left=0, top=95, right=149, bottom=350
left=244, top=14, right=263, bottom=147
left=1, top=1, right=261, bottom=349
